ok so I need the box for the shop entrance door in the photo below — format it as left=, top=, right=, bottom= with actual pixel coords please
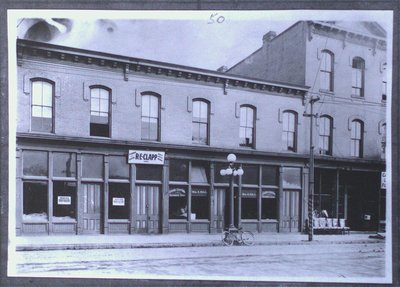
left=280, top=190, right=300, bottom=232
left=136, top=185, right=161, bottom=234
left=214, top=188, right=226, bottom=232
left=82, top=183, right=103, bottom=234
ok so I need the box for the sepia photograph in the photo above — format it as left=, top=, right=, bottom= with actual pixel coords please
left=5, top=8, right=393, bottom=285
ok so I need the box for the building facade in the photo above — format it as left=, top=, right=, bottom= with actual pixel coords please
left=228, top=21, right=387, bottom=231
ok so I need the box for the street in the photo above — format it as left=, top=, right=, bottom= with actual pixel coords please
left=12, top=242, right=386, bottom=280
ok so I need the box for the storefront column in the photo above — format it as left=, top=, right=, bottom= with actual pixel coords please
left=278, top=166, right=283, bottom=233
left=302, top=166, right=310, bottom=233
left=48, top=152, right=53, bottom=234
left=161, top=158, right=170, bottom=234
left=209, top=162, right=216, bottom=233
left=16, top=148, right=22, bottom=236
left=129, top=163, right=136, bottom=234
left=237, top=174, right=242, bottom=228
left=187, top=161, right=192, bottom=233
left=103, top=156, right=109, bottom=234
left=76, top=154, right=83, bottom=235
left=336, top=169, right=340, bottom=218
left=257, top=165, right=262, bottom=233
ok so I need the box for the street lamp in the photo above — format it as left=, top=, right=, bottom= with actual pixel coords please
left=220, top=153, right=244, bottom=229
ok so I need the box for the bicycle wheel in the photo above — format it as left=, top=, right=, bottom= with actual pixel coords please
left=222, top=231, right=234, bottom=246
left=240, top=231, right=254, bottom=246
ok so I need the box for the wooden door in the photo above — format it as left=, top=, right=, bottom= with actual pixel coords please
left=82, top=183, right=102, bottom=234
left=136, top=185, right=160, bottom=233
left=214, top=188, right=225, bottom=232
left=280, top=190, right=300, bottom=232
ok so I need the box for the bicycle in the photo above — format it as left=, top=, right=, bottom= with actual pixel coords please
left=221, top=226, right=254, bottom=246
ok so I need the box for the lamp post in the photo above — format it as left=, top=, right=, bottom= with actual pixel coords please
left=220, top=153, right=244, bottom=229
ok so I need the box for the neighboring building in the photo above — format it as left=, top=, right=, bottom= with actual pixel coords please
left=228, top=21, right=387, bottom=231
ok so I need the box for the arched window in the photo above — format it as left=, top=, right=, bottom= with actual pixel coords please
left=282, top=111, right=297, bottom=152
left=141, top=93, right=160, bottom=141
left=352, top=57, right=365, bottom=97
left=320, top=50, right=334, bottom=92
left=31, top=79, right=54, bottom=132
left=239, top=105, right=255, bottom=147
left=350, top=119, right=364, bottom=157
left=318, top=116, right=333, bottom=155
left=90, top=86, right=110, bottom=137
left=192, top=99, right=209, bottom=144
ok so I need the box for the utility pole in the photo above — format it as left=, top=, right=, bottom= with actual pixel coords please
left=303, top=95, right=320, bottom=241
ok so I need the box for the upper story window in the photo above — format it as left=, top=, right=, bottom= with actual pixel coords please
left=90, top=86, right=110, bottom=137
left=352, top=57, right=365, bottom=97
left=320, top=50, right=334, bottom=92
left=192, top=99, right=209, bottom=145
left=141, top=93, right=160, bottom=141
left=382, top=81, right=387, bottom=101
left=282, top=111, right=297, bottom=152
left=350, top=119, right=364, bottom=158
left=239, top=105, right=255, bottom=147
left=31, top=79, right=54, bottom=133
left=318, top=116, right=333, bottom=155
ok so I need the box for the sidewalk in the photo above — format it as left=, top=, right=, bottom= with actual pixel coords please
left=14, top=232, right=385, bottom=251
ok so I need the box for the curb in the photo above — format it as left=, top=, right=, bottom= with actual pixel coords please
left=16, top=238, right=384, bottom=251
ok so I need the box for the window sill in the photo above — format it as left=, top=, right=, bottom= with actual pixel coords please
left=191, top=219, right=210, bottom=222
left=261, top=219, right=278, bottom=223
left=319, top=89, right=334, bottom=96
left=52, top=218, right=77, bottom=223
left=350, top=94, right=364, bottom=99
left=108, top=219, right=130, bottom=223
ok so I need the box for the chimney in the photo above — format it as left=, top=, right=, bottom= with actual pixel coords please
left=217, top=65, right=228, bottom=72
left=263, top=31, right=277, bottom=45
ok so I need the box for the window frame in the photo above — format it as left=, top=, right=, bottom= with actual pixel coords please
left=90, top=85, right=111, bottom=137
left=318, top=115, right=333, bottom=156
left=282, top=110, right=298, bottom=152
left=239, top=105, right=256, bottom=148
left=350, top=119, right=364, bottom=158
left=320, top=50, right=334, bottom=92
left=192, top=99, right=210, bottom=145
left=351, top=57, right=365, bottom=98
left=30, top=78, right=55, bottom=133
left=141, top=92, right=161, bottom=141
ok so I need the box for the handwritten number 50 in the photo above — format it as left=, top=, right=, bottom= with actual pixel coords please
left=208, top=13, right=225, bottom=24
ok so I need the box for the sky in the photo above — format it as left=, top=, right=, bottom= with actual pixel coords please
left=13, top=10, right=392, bottom=71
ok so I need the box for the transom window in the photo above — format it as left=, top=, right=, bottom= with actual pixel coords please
left=90, top=86, right=110, bottom=137
left=141, top=94, right=160, bottom=141
left=318, top=116, right=333, bottom=155
left=352, top=57, right=365, bottom=97
left=320, top=50, right=334, bottom=92
left=350, top=119, right=364, bottom=158
left=282, top=111, right=297, bottom=152
left=239, top=105, right=255, bottom=147
left=31, top=79, right=54, bottom=132
left=192, top=99, right=209, bottom=144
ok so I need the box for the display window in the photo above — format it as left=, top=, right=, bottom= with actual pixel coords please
left=241, top=189, right=257, bottom=219
left=23, top=150, right=48, bottom=176
left=191, top=187, right=209, bottom=220
left=108, top=183, right=130, bottom=219
left=261, top=190, right=277, bottom=220
left=53, top=181, right=77, bottom=221
left=136, top=165, right=162, bottom=181
left=109, top=155, right=129, bottom=179
left=53, top=152, right=76, bottom=178
left=23, top=181, right=48, bottom=221
left=169, top=187, right=187, bottom=219
left=82, top=154, right=103, bottom=178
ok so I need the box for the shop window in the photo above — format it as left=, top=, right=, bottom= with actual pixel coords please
left=109, top=155, right=129, bottom=179
left=82, top=154, right=103, bottom=178
left=169, top=159, right=188, bottom=182
left=350, top=120, right=364, bottom=158
left=108, top=183, right=130, bottom=219
left=242, top=165, right=259, bottom=185
left=241, top=189, right=257, bottom=219
left=31, top=79, right=53, bottom=133
left=53, top=181, right=77, bottom=220
left=90, top=86, right=110, bottom=137
left=53, top=152, right=76, bottom=178
left=282, top=167, right=301, bottom=189
left=282, top=111, right=297, bottom=152
left=239, top=105, right=255, bottom=147
left=261, top=190, right=277, bottom=220
left=320, top=50, right=334, bottom=92
left=262, top=166, right=278, bottom=186
left=23, top=182, right=48, bottom=221
left=190, top=163, right=209, bottom=183
left=214, top=163, right=230, bottom=184
left=23, top=150, right=48, bottom=176
left=141, top=93, right=160, bottom=141
left=352, top=57, right=365, bottom=97
left=169, top=187, right=187, bottom=219
left=136, top=165, right=162, bottom=181
left=192, top=99, right=209, bottom=144
left=191, top=187, right=209, bottom=220
left=318, top=116, right=333, bottom=156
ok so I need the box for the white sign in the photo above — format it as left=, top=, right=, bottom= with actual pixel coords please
left=381, top=172, right=386, bottom=189
left=112, top=197, right=125, bottom=206
left=128, top=150, right=165, bottom=165
left=57, top=196, right=71, bottom=205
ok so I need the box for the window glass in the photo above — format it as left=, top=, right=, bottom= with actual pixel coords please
left=141, top=94, right=159, bottom=141
left=282, top=167, right=301, bottom=189
left=320, top=51, right=333, bottom=91
left=31, top=80, right=53, bottom=132
left=282, top=111, right=297, bottom=151
left=53, top=181, right=77, bottom=219
left=191, top=187, right=209, bottom=220
left=109, top=156, right=129, bottom=179
left=53, top=152, right=76, bottom=178
left=108, top=183, right=130, bottom=219
left=169, top=187, right=187, bottom=219
left=190, top=163, right=209, bottom=183
left=136, top=165, right=162, bottom=181
left=352, top=57, right=365, bottom=97
left=262, top=166, right=278, bottom=186
left=242, top=165, right=259, bottom=185
left=351, top=120, right=363, bottom=157
left=90, top=87, right=110, bottom=137
left=239, top=106, right=255, bottom=146
left=318, top=117, right=332, bottom=155
left=241, top=189, right=257, bottom=219
left=261, top=190, right=277, bottom=219
left=23, top=150, right=48, bottom=176
left=23, top=182, right=48, bottom=221
left=82, top=154, right=103, bottom=178
left=192, top=100, right=209, bottom=144
left=214, top=163, right=230, bottom=184
left=169, top=159, right=188, bottom=182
